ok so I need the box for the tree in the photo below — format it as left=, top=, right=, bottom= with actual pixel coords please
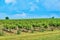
left=5, top=17, right=9, bottom=20
left=52, top=16, right=54, bottom=19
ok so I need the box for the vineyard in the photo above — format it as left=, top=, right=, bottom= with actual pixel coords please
left=0, top=18, right=60, bottom=36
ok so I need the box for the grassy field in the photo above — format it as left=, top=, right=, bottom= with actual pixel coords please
left=0, top=30, right=60, bottom=40
left=0, top=18, right=60, bottom=40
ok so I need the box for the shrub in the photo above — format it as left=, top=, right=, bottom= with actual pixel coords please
left=44, top=25, right=48, bottom=29
left=16, top=30, right=21, bottom=35
left=39, top=28, right=45, bottom=32
left=31, top=30, right=34, bottom=33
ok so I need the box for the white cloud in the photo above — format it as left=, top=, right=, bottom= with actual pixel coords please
left=29, top=2, right=33, bottom=5
left=30, top=6, right=36, bottom=11
left=14, top=12, right=26, bottom=17
left=0, top=12, right=27, bottom=19
left=30, top=5, right=39, bottom=11
left=50, top=14, right=59, bottom=18
left=40, top=15, right=49, bottom=18
left=36, top=0, right=40, bottom=3
left=0, top=13, right=8, bottom=19
left=0, top=12, right=59, bottom=19
left=42, top=0, right=60, bottom=11
left=29, top=2, right=39, bottom=11
left=5, top=0, right=16, bottom=4
left=30, top=13, right=59, bottom=18
left=39, top=14, right=59, bottom=18
left=10, top=12, right=27, bottom=19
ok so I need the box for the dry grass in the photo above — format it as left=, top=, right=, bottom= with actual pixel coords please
left=0, top=30, right=60, bottom=40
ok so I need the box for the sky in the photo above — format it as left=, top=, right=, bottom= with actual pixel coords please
left=0, top=0, right=60, bottom=19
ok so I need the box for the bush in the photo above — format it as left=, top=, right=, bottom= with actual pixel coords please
left=39, top=28, right=45, bottom=32
left=16, top=30, right=21, bottom=35
left=44, top=25, right=48, bottom=29
left=31, top=30, right=34, bottom=33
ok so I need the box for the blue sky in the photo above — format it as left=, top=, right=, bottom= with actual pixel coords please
left=0, top=0, right=60, bottom=19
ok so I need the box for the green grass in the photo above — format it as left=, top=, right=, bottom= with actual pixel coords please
left=0, top=30, right=60, bottom=40
left=0, top=18, right=60, bottom=40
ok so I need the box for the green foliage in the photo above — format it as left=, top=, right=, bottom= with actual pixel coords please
left=5, top=17, right=9, bottom=20
left=52, top=16, right=55, bottom=19
left=40, top=28, right=45, bottom=32
left=44, top=25, right=48, bottom=29
left=0, top=18, right=60, bottom=34
left=16, top=30, right=21, bottom=35
left=31, top=30, right=34, bottom=33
